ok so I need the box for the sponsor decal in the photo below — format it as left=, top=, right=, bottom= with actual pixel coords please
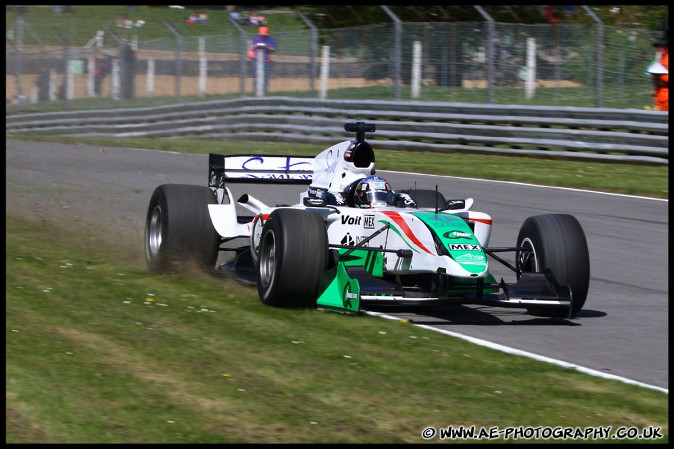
left=449, top=243, right=482, bottom=251
left=226, top=156, right=313, bottom=180
left=304, top=197, right=326, bottom=206
left=341, top=215, right=362, bottom=226
left=443, top=230, right=472, bottom=239
left=343, top=284, right=357, bottom=309
left=242, top=156, right=311, bottom=172
left=341, top=233, right=355, bottom=246
left=364, top=215, right=375, bottom=229
left=340, top=233, right=365, bottom=246
left=455, top=253, right=487, bottom=265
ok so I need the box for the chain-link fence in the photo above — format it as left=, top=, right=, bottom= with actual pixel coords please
left=6, top=13, right=663, bottom=112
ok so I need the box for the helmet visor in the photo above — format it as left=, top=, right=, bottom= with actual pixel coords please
left=361, top=189, right=393, bottom=207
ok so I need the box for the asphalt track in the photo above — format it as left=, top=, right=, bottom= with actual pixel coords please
left=5, top=140, right=668, bottom=392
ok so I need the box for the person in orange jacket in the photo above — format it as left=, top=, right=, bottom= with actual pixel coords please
left=651, top=34, right=668, bottom=111
left=248, top=26, right=277, bottom=95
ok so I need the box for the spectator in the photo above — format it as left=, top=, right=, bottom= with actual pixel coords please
left=185, top=12, right=208, bottom=24
left=649, top=32, right=668, bottom=111
left=250, top=14, right=266, bottom=26
left=94, top=55, right=110, bottom=96
left=248, top=26, right=277, bottom=95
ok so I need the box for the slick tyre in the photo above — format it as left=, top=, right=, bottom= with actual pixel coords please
left=516, top=214, right=590, bottom=317
left=257, top=208, right=328, bottom=308
left=145, top=184, right=220, bottom=273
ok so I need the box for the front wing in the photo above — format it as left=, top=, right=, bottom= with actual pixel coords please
left=316, top=261, right=574, bottom=318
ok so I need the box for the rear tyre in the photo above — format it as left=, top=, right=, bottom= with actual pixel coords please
left=257, top=208, right=328, bottom=308
left=516, top=214, right=590, bottom=317
left=407, top=189, right=447, bottom=209
left=145, top=184, right=220, bottom=273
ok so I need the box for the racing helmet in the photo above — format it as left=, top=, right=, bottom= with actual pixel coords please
left=354, top=176, right=393, bottom=208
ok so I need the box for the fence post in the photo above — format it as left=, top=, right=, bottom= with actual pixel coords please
left=525, top=38, right=536, bottom=100
left=51, top=30, right=70, bottom=110
left=582, top=5, right=604, bottom=108
left=255, top=49, right=265, bottom=96
left=14, top=16, right=25, bottom=105
left=320, top=45, right=330, bottom=99
left=111, top=58, right=121, bottom=101
left=381, top=6, right=402, bottom=101
left=49, top=69, right=57, bottom=101
left=228, top=17, right=248, bottom=98
left=411, top=41, right=422, bottom=99
left=147, top=59, right=155, bottom=97
left=105, top=27, right=124, bottom=106
left=474, top=6, right=494, bottom=103
left=199, top=37, right=207, bottom=97
left=297, top=11, right=318, bottom=98
left=162, top=19, right=183, bottom=104
left=87, top=54, right=95, bottom=97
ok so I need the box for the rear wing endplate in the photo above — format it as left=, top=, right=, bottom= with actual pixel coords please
left=209, top=153, right=314, bottom=188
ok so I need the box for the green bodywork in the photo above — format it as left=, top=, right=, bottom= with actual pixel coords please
left=316, top=212, right=498, bottom=313
left=316, top=259, right=362, bottom=313
left=412, top=211, right=488, bottom=274
left=316, top=249, right=384, bottom=313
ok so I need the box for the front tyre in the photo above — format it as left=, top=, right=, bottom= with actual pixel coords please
left=257, top=208, right=328, bottom=308
left=145, top=184, right=220, bottom=273
left=516, top=214, right=590, bottom=317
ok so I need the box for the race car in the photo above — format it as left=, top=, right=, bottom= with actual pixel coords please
left=145, top=122, right=590, bottom=318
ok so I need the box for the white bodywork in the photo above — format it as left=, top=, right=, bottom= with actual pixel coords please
left=310, top=141, right=373, bottom=192
left=207, top=141, right=493, bottom=279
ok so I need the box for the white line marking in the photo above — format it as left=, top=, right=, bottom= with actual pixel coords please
left=365, top=310, right=668, bottom=394
left=381, top=170, right=668, bottom=202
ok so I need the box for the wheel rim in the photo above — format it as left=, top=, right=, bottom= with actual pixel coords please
left=259, top=231, right=276, bottom=289
left=518, top=237, right=538, bottom=273
left=147, top=205, right=163, bottom=259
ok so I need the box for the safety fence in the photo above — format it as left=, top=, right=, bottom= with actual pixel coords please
left=6, top=97, right=668, bottom=165
left=6, top=11, right=665, bottom=112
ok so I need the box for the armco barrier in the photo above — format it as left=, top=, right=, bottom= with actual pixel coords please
left=5, top=97, right=669, bottom=164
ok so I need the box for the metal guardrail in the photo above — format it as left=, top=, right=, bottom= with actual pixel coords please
left=6, top=97, right=669, bottom=164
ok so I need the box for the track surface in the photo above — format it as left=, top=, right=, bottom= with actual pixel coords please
left=6, top=140, right=668, bottom=390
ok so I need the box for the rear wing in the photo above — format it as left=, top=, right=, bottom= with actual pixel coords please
left=208, top=153, right=314, bottom=188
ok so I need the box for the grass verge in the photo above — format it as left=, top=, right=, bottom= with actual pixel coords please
left=5, top=214, right=668, bottom=443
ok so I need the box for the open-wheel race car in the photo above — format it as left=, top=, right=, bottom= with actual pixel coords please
left=145, top=122, right=590, bottom=318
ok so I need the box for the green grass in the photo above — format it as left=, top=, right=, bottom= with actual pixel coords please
left=8, top=135, right=668, bottom=199
left=7, top=84, right=658, bottom=114
left=5, top=214, right=669, bottom=443
left=6, top=5, right=303, bottom=47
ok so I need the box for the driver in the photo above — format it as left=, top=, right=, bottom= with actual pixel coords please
left=353, top=176, right=416, bottom=208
